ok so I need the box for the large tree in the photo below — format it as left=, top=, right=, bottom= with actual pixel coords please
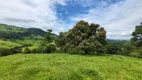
left=56, top=20, right=107, bottom=54
left=131, top=22, right=142, bottom=47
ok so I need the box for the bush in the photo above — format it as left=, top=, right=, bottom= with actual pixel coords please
left=31, top=49, right=38, bottom=53
left=121, top=43, right=136, bottom=55
left=0, top=47, right=11, bottom=56
left=37, top=44, right=56, bottom=53
left=46, top=44, right=56, bottom=53
left=11, top=47, right=22, bottom=53
left=0, top=46, right=22, bottom=56
left=96, top=47, right=105, bottom=54
left=130, top=50, right=142, bottom=58
left=67, top=48, right=83, bottom=54
left=37, top=45, right=47, bottom=53
left=105, top=44, right=121, bottom=54
left=23, top=48, right=31, bottom=54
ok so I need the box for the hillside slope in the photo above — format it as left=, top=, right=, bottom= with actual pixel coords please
left=0, top=53, right=141, bottom=80
left=0, top=24, right=46, bottom=40
left=0, top=40, right=21, bottom=48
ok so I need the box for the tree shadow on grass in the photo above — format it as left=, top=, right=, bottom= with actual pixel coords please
left=64, top=52, right=112, bottom=57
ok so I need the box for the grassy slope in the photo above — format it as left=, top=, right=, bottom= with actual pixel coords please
left=0, top=24, right=45, bottom=41
left=0, top=53, right=141, bottom=80
left=0, top=40, right=21, bottom=48
left=0, top=24, right=26, bottom=33
left=0, top=24, right=44, bottom=50
left=0, top=39, right=41, bottom=51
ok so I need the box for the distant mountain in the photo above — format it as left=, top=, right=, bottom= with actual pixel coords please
left=0, top=24, right=46, bottom=40
left=107, top=39, right=128, bottom=46
left=27, top=28, right=46, bottom=36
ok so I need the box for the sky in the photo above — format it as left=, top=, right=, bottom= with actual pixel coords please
left=0, top=0, right=142, bottom=40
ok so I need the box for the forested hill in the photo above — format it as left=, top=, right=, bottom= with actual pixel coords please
left=27, top=28, right=46, bottom=36
left=107, top=39, right=128, bottom=46
left=0, top=24, right=46, bottom=40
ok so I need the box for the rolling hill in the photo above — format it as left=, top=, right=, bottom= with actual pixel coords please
left=0, top=24, right=47, bottom=49
left=0, top=24, right=46, bottom=40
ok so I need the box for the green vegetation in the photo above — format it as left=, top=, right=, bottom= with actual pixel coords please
left=56, top=20, right=107, bottom=53
left=0, top=40, right=21, bottom=48
left=0, top=24, right=46, bottom=40
left=0, top=21, right=142, bottom=58
left=0, top=24, right=27, bottom=33
left=131, top=23, right=142, bottom=47
left=0, top=53, right=141, bottom=80
left=0, top=21, right=141, bottom=79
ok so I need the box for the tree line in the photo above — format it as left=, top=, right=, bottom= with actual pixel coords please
left=0, top=20, right=142, bottom=57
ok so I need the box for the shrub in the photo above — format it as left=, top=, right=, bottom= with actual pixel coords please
left=23, top=48, right=31, bottom=54
left=37, top=45, right=48, bottom=53
left=46, top=44, right=56, bottom=53
left=10, top=47, right=22, bottom=53
left=96, top=47, right=105, bottom=54
left=0, top=47, right=11, bottom=56
left=105, top=44, right=121, bottom=54
left=37, top=44, right=56, bottom=53
left=121, top=43, right=136, bottom=55
left=130, top=50, right=142, bottom=58
left=67, top=48, right=83, bottom=54
left=31, top=49, right=38, bottom=53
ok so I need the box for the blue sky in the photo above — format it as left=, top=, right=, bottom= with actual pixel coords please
left=56, top=0, right=122, bottom=21
left=0, top=0, right=142, bottom=39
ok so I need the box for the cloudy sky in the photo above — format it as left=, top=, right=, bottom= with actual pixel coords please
left=0, top=0, right=142, bottom=40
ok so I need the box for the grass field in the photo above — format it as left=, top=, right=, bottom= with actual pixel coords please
left=0, top=53, right=142, bottom=80
left=0, top=40, right=21, bottom=48
left=0, top=40, right=41, bottom=51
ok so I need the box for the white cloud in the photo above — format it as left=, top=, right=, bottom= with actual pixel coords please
left=67, top=0, right=108, bottom=8
left=71, top=0, right=142, bottom=40
left=0, top=0, right=67, bottom=33
left=0, top=0, right=142, bottom=39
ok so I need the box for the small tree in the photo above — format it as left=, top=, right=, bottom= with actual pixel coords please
left=43, top=29, right=54, bottom=44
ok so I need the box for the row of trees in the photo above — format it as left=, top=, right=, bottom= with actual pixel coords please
left=26, top=21, right=141, bottom=57
left=0, top=31, right=31, bottom=39
left=0, top=21, right=141, bottom=58
left=20, top=21, right=107, bottom=54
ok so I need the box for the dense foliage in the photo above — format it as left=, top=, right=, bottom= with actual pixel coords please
left=56, top=20, right=107, bottom=54
left=131, top=23, right=142, bottom=47
left=104, top=43, right=121, bottom=54
left=0, top=21, right=141, bottom=58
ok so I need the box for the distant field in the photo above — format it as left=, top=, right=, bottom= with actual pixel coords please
left=0, top=53, right=141, bottom=80
left=0, top=40, right=21, bottom=48
left=0, top=40, right=41, bottom=50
